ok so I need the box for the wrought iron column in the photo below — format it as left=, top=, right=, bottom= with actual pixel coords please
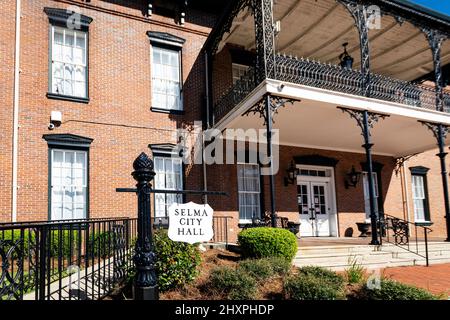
left=339, top=0, right=371, bottom=97
left=131, top=153, right=158, bottom=300
left=253, top=0, right=276, bottom=84
left=244, top=95, right=295, bottom=227
left=421, top=122, right=450, bottom=242
left=339, top=107, right=389, bottom=245
left=264, top=94, right=277, bottom=227
left=422, top=28, right=448, bottom=112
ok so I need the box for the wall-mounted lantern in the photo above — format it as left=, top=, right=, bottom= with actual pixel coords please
left=345, top=166, right=362, bottom=189
left=284, top=160, right=300, bottom=186
left=339, top=42, right=354, bottom=70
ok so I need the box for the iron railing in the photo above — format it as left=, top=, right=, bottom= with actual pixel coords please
left=214, top=66, right=257, bottom=123
left=378, top=213, right=432, bottom=266
left=213, top=54, right=450, bottom=123
left=0, top=217, right=137, bottom=300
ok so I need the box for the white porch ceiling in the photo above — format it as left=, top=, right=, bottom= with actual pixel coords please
left=219, top=0, right=450, bottom=82
left=225, top=91, right=450, bottom=158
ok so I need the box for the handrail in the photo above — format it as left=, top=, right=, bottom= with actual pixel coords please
left=213, top=54, right=450, bottom=124
left=378, top=213, right=432, bottom=266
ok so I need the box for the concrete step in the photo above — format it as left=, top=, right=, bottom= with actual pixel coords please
left=294, top=241, right=450, bottom=271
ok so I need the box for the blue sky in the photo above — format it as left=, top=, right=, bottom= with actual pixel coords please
left=409, top=0, right=450, bottom=17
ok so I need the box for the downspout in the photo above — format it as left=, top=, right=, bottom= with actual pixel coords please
left=12, top=0, right=21, bottom=222
left=202, top=51, right=210, bottom=204
left=402, top=160, right=411, bottom=225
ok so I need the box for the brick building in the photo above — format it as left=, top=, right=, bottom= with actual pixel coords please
left=2, top=0, right=450, bottom=244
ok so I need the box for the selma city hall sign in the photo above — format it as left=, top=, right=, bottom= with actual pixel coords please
left=168, top=202, right=214, bottom=244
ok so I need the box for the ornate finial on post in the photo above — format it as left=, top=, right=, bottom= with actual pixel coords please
left=131, top=152, right=158, bottom=300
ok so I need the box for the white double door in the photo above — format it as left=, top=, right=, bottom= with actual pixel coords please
left=297, top=177, right=333, bottom=237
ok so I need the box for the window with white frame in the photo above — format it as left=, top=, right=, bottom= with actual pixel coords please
left=410, top=167, right=431, bottom=222
left=237, top=164, right=261, bottom=223
left=153, top=157, right=183, bottom=218
left=50, top=149, right=87, bottom=220
left=363, top=172, right=379, bottom=221
left=232, top=63, right=249, bottom=84
left=50, top=26, right=88, bottom=98
left=151, top=46, right=182, bottom=111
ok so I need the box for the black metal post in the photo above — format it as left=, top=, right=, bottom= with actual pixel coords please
left=421, top=121, right=450, bottom=242
left=131, top=152, right=158, bottom=300
left=437, top=125, right=450, bottom=242
left=362, top=110, right=379, bottom=245
left=265, top=94, right=278, bottom=228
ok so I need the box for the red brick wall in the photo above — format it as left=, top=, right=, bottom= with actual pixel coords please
left=0, top=1, right=16, bottom=222
left=1, top=0, right=217, bottom=222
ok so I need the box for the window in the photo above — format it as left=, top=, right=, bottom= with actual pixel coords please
left=232, top=63, right=249, bottom=84
left=44, top=7, right=92, bottom=102
left=237, top=164, right=261, bottom=223
left=44, top=134, right=92, bottom=221
left=51, top=26, right=87, bottom=98
left=410, top=166, right=431, bottom=223
left=154, top=157, right=183, bottom=218
left=363, top=172, right=379, bottom=221
left=50, top=150, right=87, bottom=220
left=151, top=46, right=182, bottom=111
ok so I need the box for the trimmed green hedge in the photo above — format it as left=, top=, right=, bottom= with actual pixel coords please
left=153, top=230, right=202, bottom=292
left=238, top=227, right=298, bottom=261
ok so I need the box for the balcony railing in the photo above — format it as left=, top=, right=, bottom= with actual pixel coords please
left=213, top=54, right=450, bottom=124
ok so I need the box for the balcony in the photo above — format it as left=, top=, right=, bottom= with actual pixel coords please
left=214, top=54, right=450, bottom=125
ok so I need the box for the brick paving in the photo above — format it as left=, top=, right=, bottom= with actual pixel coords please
left=382, top=263, right=450, bottom=297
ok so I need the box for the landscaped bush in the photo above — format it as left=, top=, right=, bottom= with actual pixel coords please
left=208, top=266, right=258, bottom=300
left=284, top=274, right=345, bottom=300
left=238, top=227, right=298, bottom=261
left=238, top=257, right=292, bottom=281
left=361, top=279, right=437, bottom=300
left=298, top=266, right=345, bottom=291
left=88, top=231, right=114, bottom=258
left=1, top=229, right=80, bottom=258
left=153, top=230, right=201, bottom=292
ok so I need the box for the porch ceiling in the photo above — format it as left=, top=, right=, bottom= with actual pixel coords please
left=224, top=90, right=450, bottom=157
left=219, top=0, right=450, bottom=82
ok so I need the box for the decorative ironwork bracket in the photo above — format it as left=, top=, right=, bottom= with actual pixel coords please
left=394, top=153, right=418, bottom=176
left=419, top=121, right=449, bottom=142
left=243, top=95, right=296, bottom=126
left=337, top=0, right=371, bottom=97
left=337, top=107, right=389, bottom=136
left=421, top=27, right=448, bottom=112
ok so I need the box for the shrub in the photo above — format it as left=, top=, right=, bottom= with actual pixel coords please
left=88, top=231, right=114, bottom=259
left=361, top=279, right=437, bottom=300
left=265, top=257, right=292, bottom=276
left=208, top=266, right=258, bottom=300
left=298, top=266, right=345, bottom=291
left=238, top=259, right=274, bottom=281
left=153, top=230, right=201, bottom=292
left=238, top=227, right=298, bottom=261
left=238, top=257, right=292, bottom=282
left=345, top=256, right=365, bottom=284
left=284, top=274, right=345, bottom=300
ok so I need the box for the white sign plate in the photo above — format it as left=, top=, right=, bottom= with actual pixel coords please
left=168, top=202, right=214, bottom=244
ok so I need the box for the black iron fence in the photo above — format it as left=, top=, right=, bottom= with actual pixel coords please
left=379, top=213, right=432, bottom=266
left=213, top=54, right=450, bottom=124
left=0, top=214, right=231, bottom=300
left=0, top=217, right=137, bottom=300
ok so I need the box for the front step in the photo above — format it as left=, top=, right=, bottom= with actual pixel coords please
left=294, top=241, right=450, bottom=271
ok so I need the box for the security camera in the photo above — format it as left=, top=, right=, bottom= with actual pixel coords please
left=48, top=111, right=62, bottom=130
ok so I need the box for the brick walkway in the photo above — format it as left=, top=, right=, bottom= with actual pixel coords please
left=382, top=263, right=450, bottom=297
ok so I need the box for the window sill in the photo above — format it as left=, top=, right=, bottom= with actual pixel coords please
left=151, top=107, right=184, bottom=115
left=47, top=92, right=90, bottom=104
left=414, top=221, right=433, bottom=227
